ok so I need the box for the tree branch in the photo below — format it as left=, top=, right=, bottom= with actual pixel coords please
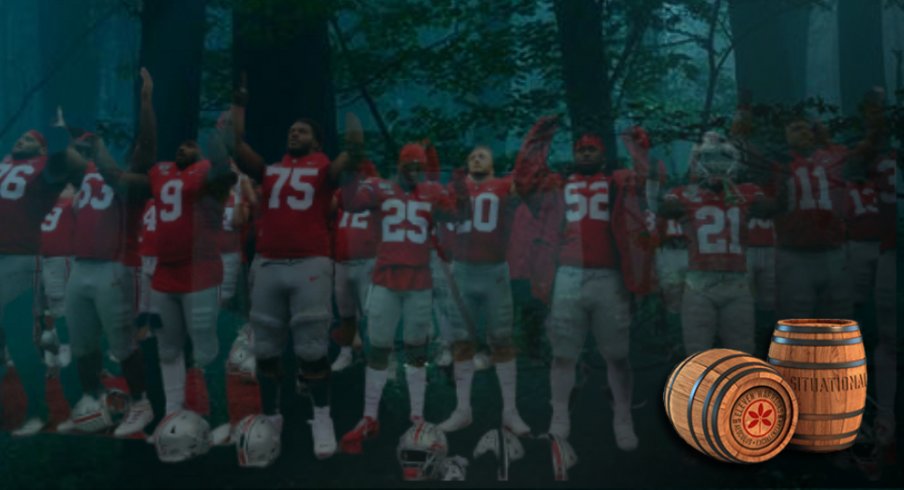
left=0, top=4, right=119, bottom=142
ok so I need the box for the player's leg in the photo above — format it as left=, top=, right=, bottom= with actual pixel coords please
left=401, top=289, right=433, bottom=425
left=134, top=256, right=159, bottom=340
left=717, top=273, right=755, bottom=355
left=819, top=248, right=854, bottom=320
left=590, top=269, right=637, bottom=451
left=96, top=262, right=152, bottom=436
left=438, top=261, right=478, bottom=432
left=153, top=289, right=188, bottom=415
left=748, top=246, right=777, bottom=357
left=430, top=253, right=455, bottom=367
left=847, top=241, right=879, bottom=311
left=332, top=261, right=356, bottom=372
left=288, top=257, right=335, bottom=459
left=775, top=248, right=818, bottom=319
left=681, top=272, right=719, bottom=354
left=486, top=263, right=529, bottom=435
left=249, top=258, right=290, bottom=419
left=220, top=252, right=241, bottom=306
left=181, top=286, right=220, bottom=417
left=340, top=284, right=401, bottom=454
left=59, top=261, right=106, bottom=433
left=546, top=266, right=588, bottom=439
left=352, top=258, right=375, bottom=350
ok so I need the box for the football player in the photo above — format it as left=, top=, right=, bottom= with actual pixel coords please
left=338, top=143, right=470, bottom=454
left=0, top=119, right=91, bottom=435
left=518, top=118, right=646, bottom=452
left=437, top=145, right=530, bottom=436
left=331, top=160, right=379, bottom=372
left=648, top=132, right=778, bottom=357
left=94, top=69, right=235, bottom=430
left=229, top=80, right=361, bottom=459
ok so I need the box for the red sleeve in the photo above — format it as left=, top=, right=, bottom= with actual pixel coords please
left=612, top=170, right=656, bottom=295
left=341, top=177, right=381, bottom=213
left=514, top=116, right=558, bottom=197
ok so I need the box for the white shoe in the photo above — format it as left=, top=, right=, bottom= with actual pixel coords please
left=435, top=345, right=452, bottom=368
left=114, top=397, right=153, bottom=437
left=548, top=408, right=570, bottom=439
left=613, top=409, right=638, bottom=451
left=69, top=394, right=113, bottom=433
left=331, top=347, right=353, bottom=372
left=55, top=418, right=76, bottom=434
left=473, top=351, right=492, bottom=371
left=437, top=407, right=472, bottom=433
left=503, top=408, right=531, bottom=437
left=309, top=408, right=337, bottom=460
left=12, top=417, right=45, bottom=437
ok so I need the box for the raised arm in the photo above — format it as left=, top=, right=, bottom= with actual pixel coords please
left=433, top=168, right=472, bottom=222
left=202, top=126, right=239, bottom=200
left=89, top=132, right=151, bottom=198
left=230, top=75, right=266, bottom=182
left=328, top=112, right=365, bottom=184
left=131, top=68, right=157, bottom=174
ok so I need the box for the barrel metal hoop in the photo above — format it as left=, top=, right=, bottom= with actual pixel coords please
left=799, top=409, right=865, bottom=421
left=791, top=429, right=859, bottom=441
left=687, top=353, right=748, bottom=456
left=771, top=336, right=863, bottom=346
left=702, top=362, right=762, bottom=463
left=767, top=358, right=866, bottom=369
left=775, top=324, right=859, bottom=334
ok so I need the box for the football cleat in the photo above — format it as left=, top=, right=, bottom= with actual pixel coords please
left=330, top=347, right=353, bottom=372
left=114, top=397, right=154, bottom=437
left=340, top=416, right=380, bottom=455
left=309, top=408, right=337, bottom=460
left=437, top=407, right=472, bottom=433
left=502, top=409, right=531, bottom=437
left=612, top=408, right=638, bottom=452
left=11, top=417, right=46, bottom=437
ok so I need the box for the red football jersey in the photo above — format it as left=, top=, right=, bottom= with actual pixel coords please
left=71, top=162, right=141, bottom=266
left=344, top=178, right=461, bottom=290
left=334, top=188, right=378, bottom=262
left=256, top=153, right=334, bottom=259
left=138, top=199, right=157, bottom=258
left=0, top=155, right=66, bottom=255
left=40, top=197, right=74, bottom=257
left=746, top=218, right=775, bottom=247
left=875, top=152, right=897, bottom=251
left=667, top=183, right=762, bottom=272
left=149, top=161, right=223, bottom=293
left=558, top=172, right=617, bottom=268
left=845, top=180, right=882, bottom=241
left=454, top=176, right=512, bottom=263
left=774, top=146, right=847, bottom=249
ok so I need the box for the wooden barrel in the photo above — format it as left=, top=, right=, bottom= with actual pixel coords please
left=768, top=319, right=867, bottom=452
left=663, top=348, right=798, bottom=463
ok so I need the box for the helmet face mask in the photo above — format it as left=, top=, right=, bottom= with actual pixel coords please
left=693, top=131, right=739, bottom=184
left=235, top=415, right=281, bottom=468
left=397, top=422, right=448, bottom=481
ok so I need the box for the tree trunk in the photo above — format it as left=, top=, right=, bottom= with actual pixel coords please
left=138, top=0, right=206, bottom=160
left=234, top=0, right=337, bottom=163
left=729, top=0, right=810, bottom=107
left=553, top=0, right=616, bottom=164
left=838, top=0, right=886, bottom=114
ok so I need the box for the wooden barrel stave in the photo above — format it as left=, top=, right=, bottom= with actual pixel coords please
left=768, top=319, right=867, bottom=453
left=664, top=349, right=798, bottom=463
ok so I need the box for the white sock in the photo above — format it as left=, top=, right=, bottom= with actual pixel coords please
left=606, top=358, right=634, bottom=412
left=364, top=367, right=388, bottom=420
left=550, top=359, right=576, bottom=415
left=339, top=346, right=352, bottom=356
left=453, top=360, right=475, bottom=412
left=495, top=359, right=517, bottom=412
left=160, top=353, right=186, bottom=414
left=405, top=364, right=427, bottom=420
left=313, top=405, right=330, bottom=420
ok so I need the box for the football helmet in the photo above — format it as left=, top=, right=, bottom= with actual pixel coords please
left=397, top=421, right=448, bottom=481
left=235, top=414, right=281, bottom=468
left=473, top=428, right=525, bottom=481
left=437, top=455, right=469, bottom=481
left=69, top=394, right=113, bottom=433
left=691, top=131, right=739, bottom=181
left=153, top=410, right=211, bottom=463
